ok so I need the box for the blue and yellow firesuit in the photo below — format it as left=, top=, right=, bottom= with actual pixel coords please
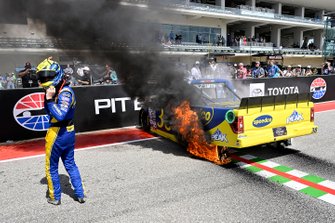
left=44, top=85, right=84, bottom=201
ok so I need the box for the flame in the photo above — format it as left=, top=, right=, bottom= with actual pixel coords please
left=174, top=101, right=231, bottom=165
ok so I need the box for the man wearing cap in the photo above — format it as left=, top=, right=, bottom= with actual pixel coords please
left=283, top=65, right=293, bottom=77
left=18, top=62, right=39, bottom=88
left=305, top=65, right=313, bottom=76
left=190, top=61, right=202, bottom=81
left=231, top=63, right=238, bottom=79
left=293, top=65, right=304, bottom=77
left=251, top=61, right=265, bottom=78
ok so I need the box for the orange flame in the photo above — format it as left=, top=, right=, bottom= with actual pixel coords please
left=174, top=101, right=231, bottom=165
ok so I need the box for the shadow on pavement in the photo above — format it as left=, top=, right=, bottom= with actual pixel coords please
left=40, top=174, right=76, bottom=200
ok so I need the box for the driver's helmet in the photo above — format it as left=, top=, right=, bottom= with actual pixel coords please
left=36, top=58, right=64, bottom=88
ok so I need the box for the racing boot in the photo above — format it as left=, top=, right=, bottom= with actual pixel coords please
left=75, top=197, right=86, bottom=204
left=47, top=198, right=61, bottom=205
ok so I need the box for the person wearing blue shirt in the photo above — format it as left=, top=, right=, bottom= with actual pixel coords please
left=267, top=60, right=283, bottom=78
left=251, top=61, right=265, bottom=78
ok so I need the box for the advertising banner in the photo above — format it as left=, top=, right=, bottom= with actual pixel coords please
left=0, top=85, right=139, bottom=142
left=237, top=75, right=333, bottom=103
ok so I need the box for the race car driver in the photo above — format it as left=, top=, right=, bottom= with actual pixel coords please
left=36, top=57, right=85, bottom=205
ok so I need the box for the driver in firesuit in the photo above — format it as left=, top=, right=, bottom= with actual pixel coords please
left=36, top=58, right=85, bottom=205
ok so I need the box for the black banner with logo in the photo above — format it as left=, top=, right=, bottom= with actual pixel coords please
left=237, top=75, right=332, bottom=102
left=0, top=75, right=334, bottom=142
left=0, top=85, right=139, bottom=142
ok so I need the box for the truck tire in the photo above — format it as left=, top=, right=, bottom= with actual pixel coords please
left=139, top=109, right=150, bottom=132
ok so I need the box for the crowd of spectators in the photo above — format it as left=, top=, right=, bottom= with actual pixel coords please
left=226, top=35, right=267, bottom=47
left=1, top=58, right=333, bottom=91
left=186, top=58, right=333, bottom=83
left=0, top=72, right=18, bottom=90
left=158, top=29, right=317, bottom=51
left=159, top=31, right=183, bottom=45
left=0, top=61, right=119, bottom=90
left=229, top=60, right=330, bottom=79
left=159, top=30, right=272, bottom=48
left=61, top=63, right=120, bottom=86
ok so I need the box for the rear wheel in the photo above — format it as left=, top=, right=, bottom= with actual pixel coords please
left=139, top=109, right=150, bottom=132
left=215, top=146, right=232, bottom=165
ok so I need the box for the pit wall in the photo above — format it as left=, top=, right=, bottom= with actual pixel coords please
left=0, top=75, right=333, bottom=142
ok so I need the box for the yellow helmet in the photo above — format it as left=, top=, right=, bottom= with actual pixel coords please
left=36, top=58, right=64, bottom=88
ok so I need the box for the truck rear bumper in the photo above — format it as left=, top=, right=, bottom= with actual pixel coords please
left=231, top=124, right=318, bottom=149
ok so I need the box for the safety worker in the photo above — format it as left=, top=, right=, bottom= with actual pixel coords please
left=36, top=57, right=85, bottom=205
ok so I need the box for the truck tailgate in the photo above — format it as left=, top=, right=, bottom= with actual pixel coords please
left=233, top=93, right=317, bottom=148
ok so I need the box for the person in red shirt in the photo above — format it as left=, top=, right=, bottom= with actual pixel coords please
left=236, top=63, right=247, bottom=79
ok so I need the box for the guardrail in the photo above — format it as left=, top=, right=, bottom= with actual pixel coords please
left=162, top=43, right=322, bottom=55
left=0, top=37, right=322, bottom=56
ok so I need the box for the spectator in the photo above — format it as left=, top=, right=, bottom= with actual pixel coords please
left=196, top=34, right=200, bottom=44
left=322, top=62, right=331, bottom=75
left=63, top=64, right=74, bottom=76
left=305, top=65, right=313, bottom=76
left=196, top=34, right=203, bottom=44
left=283, top=65, right=293, bottom=77
left=190, top=61, right=202, bottom=81
left=110, top=67, right=118, bottom=84
left=0, top=75, right=5, bottom=90
left=236, top=62, right=247, bottom=79
left=293, top=65, right=304, bottom=76
left=69, top=74, right=79, bottom=86
left=266, top=60, right=282, bottom=78
left=243, top=36, right=247, bottom=46
left=18, top=62, right=38, bottom=88
left=217, top=35, right=225, bottom=46
left=103, top=64, right=111, bottom=82
left=77, top=66, right=91, bottom=85
left=301, top=37, right=308, bottom=49
left=160, top=33, right=167, bottom=44
left=175, top=34, right=182, bottom=44
left=312, top=68, right=319, bottom=76
left=169, top=31, right=175, bottom=44
left=64, top=64, right=78, bottom=86
left=231, top=63, right=238, bottom=79
left=205, top=57, right=224, bottom=79
left=104, top=64, right=118, bottom=84
left=6, top=72, right=16, bottom=89
left=251, top=61, right=265, bottom=78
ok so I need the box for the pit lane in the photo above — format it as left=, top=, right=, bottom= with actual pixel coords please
left=1, top=111, right=335, bottom=222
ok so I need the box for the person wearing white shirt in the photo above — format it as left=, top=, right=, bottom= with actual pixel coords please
left=190, top=61, right=202, bottom=80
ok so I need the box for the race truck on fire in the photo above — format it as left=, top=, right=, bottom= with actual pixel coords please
left=139, top=79, right=318, bottom=165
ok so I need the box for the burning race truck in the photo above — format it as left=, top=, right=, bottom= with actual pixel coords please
left=139, top=79, right=318, bottom=165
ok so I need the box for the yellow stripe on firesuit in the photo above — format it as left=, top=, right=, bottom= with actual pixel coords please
left=45, top=127, right=60, bottom=200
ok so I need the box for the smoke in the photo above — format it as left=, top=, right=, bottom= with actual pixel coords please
left=13, top=0, right=199, bottom=110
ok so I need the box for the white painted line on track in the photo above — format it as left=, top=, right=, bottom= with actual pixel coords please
left=283, top=181, right=308, bottom=191
left=286, top=169, right=309, bottom=178
left=319, top=180, right=335, bottom=190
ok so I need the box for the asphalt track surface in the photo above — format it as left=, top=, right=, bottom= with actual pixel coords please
left=1, top=110, right=335, bottom=222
